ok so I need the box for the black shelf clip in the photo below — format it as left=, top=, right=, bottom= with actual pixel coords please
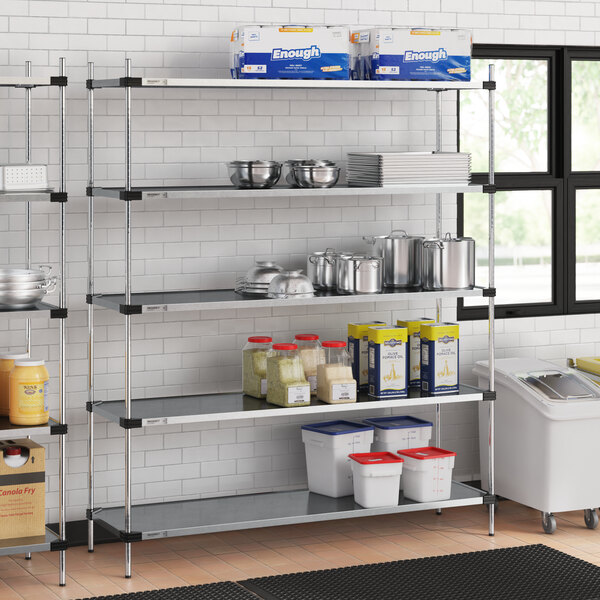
left=482, top=184, right=497, bottom=194
left=119, top=530, right=142, bottom=543
left=86, top=507, right=103, bottom=520
left=119, top=190, right=142, bottom=202
left=86, top=186, right=94, bottom=197
left=120, top=416, right=142, bottom=429
left=483, top=493, right=497, bottom=505
left=50, top=76, right=68, bottom=87
left=483, top=81, right=496, bottom=90
left=50, top=192, right=68, bottom=203
left=119, top=304, right=142, bottom=315
left=483, top=287, right=496, bottom=297
left=50, top=539, right=69, bottom=551
left=50, top=423, right=68, bottom=435
left=119, top=77, right=143, bottom=88
left=483, top=390, right=496, bottom=402
left=86, top=294, right=93, bottom=305
left=50, top=308, right=68, bottom=319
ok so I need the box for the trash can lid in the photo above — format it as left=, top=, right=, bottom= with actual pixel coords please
left=349, top=452, right=404, bottom=465
left=397, top=446, right=456, bottom=460
left=362, top=416, right=433, bottom=430
left=301, top=420, right=374, bottom=435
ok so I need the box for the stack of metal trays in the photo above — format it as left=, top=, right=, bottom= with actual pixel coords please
left=347, top=152, right=471, bottom=187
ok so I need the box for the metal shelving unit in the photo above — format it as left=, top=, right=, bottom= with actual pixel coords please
left=86, top=60, right=496, bottom=578
left=0, top=59, right=68, bottom=586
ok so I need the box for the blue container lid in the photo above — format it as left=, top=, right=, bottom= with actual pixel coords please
left=301, top=420, right=374, bottom=435
left=362, top=416, right=433, bottom=430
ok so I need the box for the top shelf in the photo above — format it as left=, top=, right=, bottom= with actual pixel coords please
left=0, top=76, right=67, bottom=88
left=88, top=77, right=494, bottom=91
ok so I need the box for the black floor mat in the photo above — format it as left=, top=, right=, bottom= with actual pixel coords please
left=240, top=544, right=600, bottom=600
left=80, top=581, right=259, bottom=600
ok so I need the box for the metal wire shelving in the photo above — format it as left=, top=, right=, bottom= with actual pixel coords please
left=0, top=59, right=69, bottom=586
left=86, top=60, right=496, bottom=578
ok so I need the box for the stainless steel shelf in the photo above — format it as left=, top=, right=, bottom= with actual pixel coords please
left=91, top=385, right=485, bottom=427
left=0, top=302, right=60, bottom=319
left=0, top=189, right=55, bottom=202
left=0, top=76, right=60, bottom=88
left=0, top=528, right=59, bottom=557
left=95, top=482, right=485, bottom=540
left=92, top=183, right=483, bottom=201
left=91, top=287, right=485, bottom=314
left=89, top=77, right=489, bottom=91
left=0, top=416, right=60, bottom=439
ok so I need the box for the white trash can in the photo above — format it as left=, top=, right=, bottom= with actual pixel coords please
left=349, top=452, right=404, bottom=508
left=397, top=446, right=456, bottom=502
left=301, top=420, right=374, bottom=498
left=363, top=415, right=433, bottom=452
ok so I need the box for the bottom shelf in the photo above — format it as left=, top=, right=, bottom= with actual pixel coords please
left=0, top=528, right=59, bottom=557
left=95, top=482, right=484, bottom=541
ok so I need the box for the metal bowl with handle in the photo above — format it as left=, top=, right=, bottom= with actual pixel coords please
left=227, top=161, right=282, bottom=189
left=0, top=265, right=52, bottom=284
left=0, top=277, right=57, bottom=309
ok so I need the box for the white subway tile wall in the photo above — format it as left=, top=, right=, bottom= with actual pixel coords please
left=0, top=1, right=598, bottom=522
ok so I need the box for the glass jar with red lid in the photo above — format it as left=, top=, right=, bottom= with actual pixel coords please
left=266, top=343, right=310, bottom=407
left=316, top=341, right=357, bottom=404
left=295, top=334, right=324, bottom=396
left=242, top=336, right=273, bottom=399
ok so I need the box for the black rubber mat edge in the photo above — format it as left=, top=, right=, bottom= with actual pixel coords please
left=239, top=544, right=600, bottom=600
left=76, top=581, right=261, bottom=600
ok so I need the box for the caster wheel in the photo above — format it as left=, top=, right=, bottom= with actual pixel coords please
left=584, top=509, right=599, bottom=530
left=542, top=512, right=557, bottom=534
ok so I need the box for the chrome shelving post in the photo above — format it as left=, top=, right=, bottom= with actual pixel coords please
left=487, top=64, right=496, bottom=537
left=58, top=56, right=67, bottom=586
left=124, top=58, right=133, bottom=579
left=87, top=61, right=95, bottom=554
left=434, top=91, right=443, bottom=515
left=25, top=61, right=32, bottom=357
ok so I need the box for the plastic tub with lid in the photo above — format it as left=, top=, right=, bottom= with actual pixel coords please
left=316, top=341, right=357, bottom=404
left=301, top=420, right=374, bottom=497
left=0, top=352, right=29, bottom=416
left=349, top=452, right=404, bottom=508
left=295, top=334, right=324, bottom=395
left=363, top=415, right=433, bottom=452
left=266, top=344, right=310, bottom=407
left=9, top=359, right=49, bottom=426
left=397, top=446, right=456, bottom=502
left=242, top=336, right=273, bottom=399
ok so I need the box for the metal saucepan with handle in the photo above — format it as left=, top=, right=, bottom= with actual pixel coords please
left=337, top=254, right=383, bottom=294
left=422, top=233, right=475, bottom=290
left=363, top=230, right=424, bottom=288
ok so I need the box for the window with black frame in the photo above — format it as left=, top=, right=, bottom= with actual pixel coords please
left=458, top=45, right=568, bottom=320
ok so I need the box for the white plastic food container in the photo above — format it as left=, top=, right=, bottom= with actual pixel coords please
left=362, top=415, right=433, bottom=452
left=349, top=452, right=404, bottom=508
left=301, top=420, right=374, bottom=498
left=397, top=446, right=456, bottom=502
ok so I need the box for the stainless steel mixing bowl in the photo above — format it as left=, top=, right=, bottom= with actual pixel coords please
left=245, top=261, right=284, bottom=285
left=267, top=270, right=315, bottom=299
left=227, top=161, right=282, bottom=189
left=285, top=160, right=336, bottom=186
left=292, top=165, right=340, bottom=189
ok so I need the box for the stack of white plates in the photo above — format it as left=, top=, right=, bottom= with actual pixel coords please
left=347, top=152, right=471, bottom=187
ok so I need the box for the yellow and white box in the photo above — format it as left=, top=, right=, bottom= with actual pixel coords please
left=368, top=326, right=408, bottom=398
left=348, top=321, right=386, bottom=391
left=420, top=322, right=459, bottom=394
left=397, top=318, right=435, bottom=388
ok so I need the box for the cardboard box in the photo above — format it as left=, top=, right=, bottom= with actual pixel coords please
left=420, top=322, right=460, bottom=395
left=365, top=28, right=472, bottom=81
left=0, top=439, right=45, bottom=540
left=396, top=318, right=435, bottom=388
left=348, top=321, right=386, bottom=391
left=231, top=25, right=352, bottom=80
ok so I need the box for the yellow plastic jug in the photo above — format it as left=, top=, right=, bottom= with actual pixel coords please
left=0, top=353, right=29, bottom=417
left=9, top=359, right=49, bottom=426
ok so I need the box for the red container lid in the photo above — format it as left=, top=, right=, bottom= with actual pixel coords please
left=295, top=334, right=319, bottom=341
left=397, top=446, right=457, bottom=460
left=349, top=452, right=404, bottom=465
left=247, top=336, right=272, bottom=344
left=5, top=447, right=21, bottom=456
left=322, top=341, right=346, bottom=348
left=273, top=343, right=298, bottom=351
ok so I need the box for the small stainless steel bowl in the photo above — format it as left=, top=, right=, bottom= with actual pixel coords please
left=292, top=165, right=340, bottom=189
left=244, top=261, right=284, bottom=285
left=227, top=160, right=282, bottom=189
left=267, top=270, right=315, bottom=298
left=285, top=160, right=336, bottom=187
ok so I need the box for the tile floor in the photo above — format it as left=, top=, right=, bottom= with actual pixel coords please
left=3, top=501, right=600, bottom=599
